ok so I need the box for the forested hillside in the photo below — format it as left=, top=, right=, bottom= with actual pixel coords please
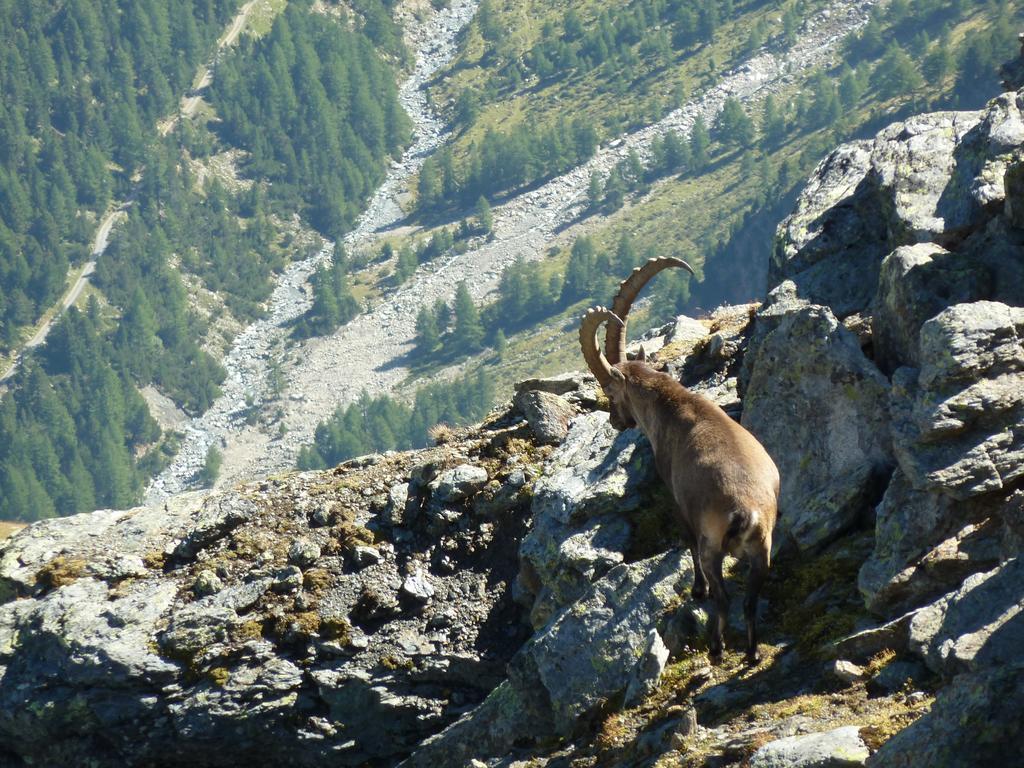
left=212, top=1, right=411, bottom=239
left=295, top=0, right=1022, bottom=468
left=0, top=0, right=241, bottom=349
left=0, top=0, right=411, bottom=521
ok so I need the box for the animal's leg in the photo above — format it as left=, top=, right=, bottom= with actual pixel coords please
left=699, top=541, right=729, bottom=664
left=744, top=546, right=769, bottom=666
left=690, top=544, right=708, bottom=601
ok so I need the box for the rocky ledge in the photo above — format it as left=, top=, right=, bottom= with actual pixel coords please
left=2, top=84, right=1024, bottom=768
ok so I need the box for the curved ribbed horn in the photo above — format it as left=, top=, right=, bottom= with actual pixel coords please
left=579, top=307, right=624, bottom=387
left=606, top=257, right=695, bottom=364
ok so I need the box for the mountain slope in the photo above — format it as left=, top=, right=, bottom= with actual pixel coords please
left=2, top=76, right=1023, bottom=763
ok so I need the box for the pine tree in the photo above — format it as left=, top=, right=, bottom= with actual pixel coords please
left=394, top=245, right=417, bottom=283
left=714, top=98, right=756, bottom=149
left=453, top=282, right=484, bottom=352
left=476, top=196, right=493, bottom=235
left=199, top=445, right=222, bottom=487
left=872, top=43, right=923, bottom=98
left=415, top=304, right=440, bottom=353
left=603, top=167, right=627, bottom=211
left=615, top=232, right=638, bottom=274
left=587, top=171, right=604, bottom=210
left=493, top=328, right=507, bottom=360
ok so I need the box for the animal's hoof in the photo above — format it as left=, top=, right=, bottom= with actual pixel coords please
left=744, top=651, right=762, bottom=667
left=691, top=585, right=708, bottom=601
left=708, top=649, right=724, bottom=665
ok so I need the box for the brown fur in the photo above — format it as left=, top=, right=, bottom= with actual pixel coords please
left=607, top=361, right=779, bottom=664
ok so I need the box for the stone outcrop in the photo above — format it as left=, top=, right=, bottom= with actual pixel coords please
left=772, top=92, right=1024, bottom=317
left=0, top=431, right=535, bottom=767
left=890, top=301, right=1024, bottom=499
left=748, top=726, right=870, bottom=768
left=742, top=302, right=892, bottom=552
left=908, top=557, right=1024, bottom=677
left=866, top=661, right=1024, bottom=768
left=857, top=469, right=1002, bottom=616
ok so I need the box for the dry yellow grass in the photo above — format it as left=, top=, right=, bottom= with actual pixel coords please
left=0, top=521, right=27, bottom=541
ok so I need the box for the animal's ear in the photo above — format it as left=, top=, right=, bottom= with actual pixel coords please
left=609, top=367, right=626, bottom=383
left=636, top=344, right=647, bottom=362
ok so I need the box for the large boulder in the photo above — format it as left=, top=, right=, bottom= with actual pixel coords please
left=520, top=412, right=657, bottom=625
left=866, top=661, right=1024, bottom=768
left=521, top=551, right=689, bottom=736
left=513, top=389, right=576, bottom=445
left=748, top=726, right=870, bottom=768
left=742, top=304, right=893, bottom=552
left=401, top=551, right=690, bottom=766
left=0, top=435, right=533, bottom=767
left=908, top=557, right=1024, bottom=677
left=858, top=469, right=1003, bottom=616
left=772, top=92, right=1024, bottom=316
left=890, top=301, right=1024, bottom=500
left=872, top=243, right=991, bottom=373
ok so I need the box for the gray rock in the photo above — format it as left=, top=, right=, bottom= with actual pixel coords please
left=433, top=465, right=489, bottom=503
left=160, top=601, right=236, bottom=660
left=772, top=92, right=1024, bottom=316
left=668, top=705, right=699, bottom=749
left=530, top=412, right=655, bottom=527
left=772, top=141, right=881, bottom=289
left=957, top=217, right=1024, bottom=309
left=520, top=513, right=630, bottom=628
left=272, top=565, right=303, bottom=593
left=890, top=301, right=1024, bottom=499
left=401, top=570, right=435, bottom=603
left=405, top=551, right=691, bottom=767
left=624, top=629, right=670, bottom=706
left=386, top=482, right=414, bottom=526
left=748, top=726, right=869, bottom=768
left=858, top=469, right=1002, bottom=616
left=666, top=314, right=709, bottom=346
left=742, top=304, right=893, bottom=552
left=1004, top=157, right=1024, bottom=228
left=908, top=557, right=1024, bottom=676
left=523, top=551, right=690, bottom=736
left=311, top=667, right=446, bottom=761
left=872, top=243, right=991, bottom=372
left=866, top=662, right=1024, bottom=767
left=193, top=569, right=223, bottom=597
left=514, top=390, right=576, bottom=445
left=829, top=609, right=922, bottom=661
left=288, top=538, right=321, bottom=568
left=514, top=372, right=587, bottom=396
left=0, top=491, right=208, bottom=599
left=310, top=505, right=333, bottom=527
left=171, top=494, right=256, bottom=563
left=830, top=660, right=864, bottom=684
left=519, top=412, right=657, bottom=622
left=351, top=546, right=382, bottom=569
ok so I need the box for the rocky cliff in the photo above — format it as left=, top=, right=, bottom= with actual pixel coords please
left=2, top=85, right=1024, bottom=767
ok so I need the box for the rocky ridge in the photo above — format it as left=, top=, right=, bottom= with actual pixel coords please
left=3, top=73, right=1024, bottom=768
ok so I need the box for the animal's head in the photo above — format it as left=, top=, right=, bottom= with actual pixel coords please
left=578, top=257, right=695, bottom=431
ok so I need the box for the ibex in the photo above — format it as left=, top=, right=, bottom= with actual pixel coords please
left=579, top=258, right=779, bottom=665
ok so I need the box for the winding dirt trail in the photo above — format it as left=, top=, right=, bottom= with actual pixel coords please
left=0, top=206, right=125, bottom=383
left=2, top=0, right=263, bottom=386
left=149, top=0, right=880, bottom=498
